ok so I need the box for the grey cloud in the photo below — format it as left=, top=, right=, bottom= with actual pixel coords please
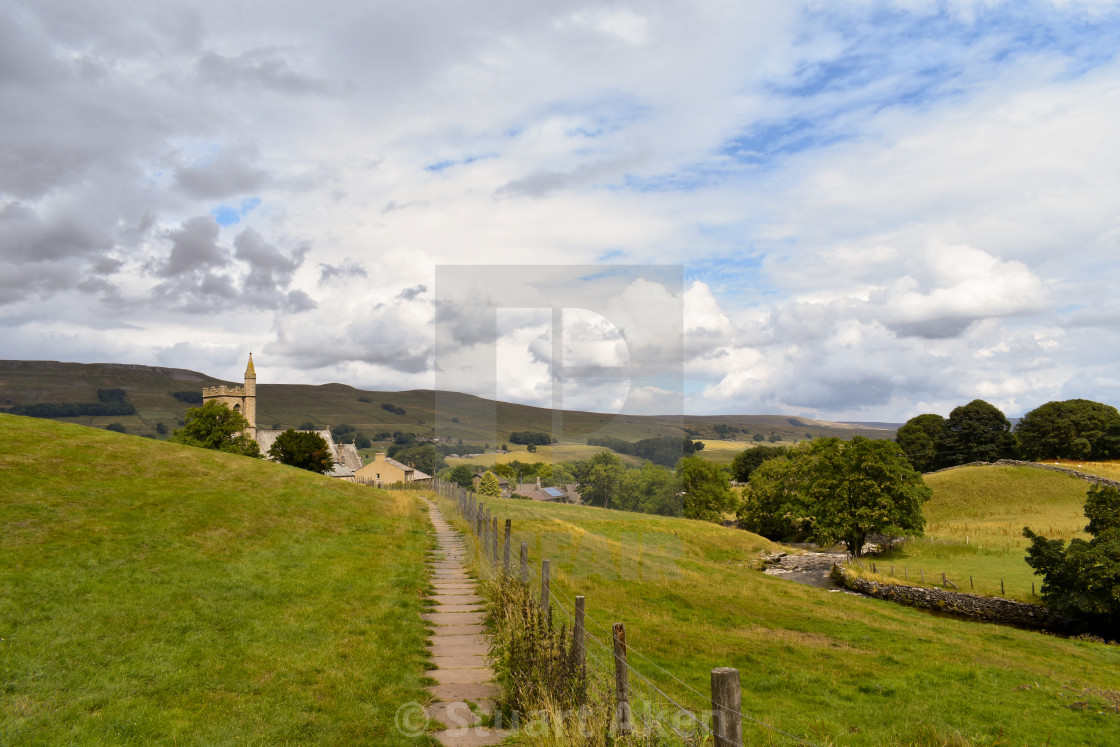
left=157, top=216, right=228, bottom=277
left=175, top=147, right=268, bottom=199
left=150, top=218, right=315, bottom=314
left=0, top=201, right=115, bottom=265
left=319, top=259, right=368, bottom=285
left=435, top=298, right=500, bottom=348
left=396, top=284, right=427, bottom=301
left=198, top=49, right=345, bottom=97
left=496, top=157, right=636, bottom=198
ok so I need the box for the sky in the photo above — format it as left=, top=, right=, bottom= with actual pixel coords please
left=3, top=0, right=1120, bottom=421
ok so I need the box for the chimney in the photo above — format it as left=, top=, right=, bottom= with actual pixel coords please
left=536, top=476, right=541, bottom=488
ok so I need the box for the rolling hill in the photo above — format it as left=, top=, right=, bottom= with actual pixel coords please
left=0, top=360, right=896, bottom=448
left=0, top=413, right=435, bottom=745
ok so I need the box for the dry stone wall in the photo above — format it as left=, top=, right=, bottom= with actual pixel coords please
left=927, top=459, right=1120, bottom=488
left=830, top=566, right=1070, bottom=632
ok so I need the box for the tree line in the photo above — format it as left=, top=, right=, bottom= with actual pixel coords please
left=896, top=398, right=1120, bottom=472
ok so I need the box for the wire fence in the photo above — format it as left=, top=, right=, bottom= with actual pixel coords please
left=845, top=556, right=1041, bottom=600
left=425, top=479, right=823, bottom=747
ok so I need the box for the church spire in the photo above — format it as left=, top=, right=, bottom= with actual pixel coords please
left=245, top=352, right=256, bottom=378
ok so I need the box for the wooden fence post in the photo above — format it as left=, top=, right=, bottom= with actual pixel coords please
left=520, top=542, right=529, bottom=584
left=503, top=519, right=512, bottom=574
left=1001, top=579, right=1005, bottom=595
left=492, top=517, right=499, bottom=566
left=573, top=596, right=586, bottom=669
left=611, top=623, right=632, bottom=736
left=711, top=667, right=742, bottom=747
left=540, top=559, right=551, bottom=612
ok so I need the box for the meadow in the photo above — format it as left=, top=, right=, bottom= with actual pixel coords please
left=847, top=465, right=1093, bottom=601
left=0, top=414, right=438, bottom=745
left=462, top=490, right=1120, bottom=746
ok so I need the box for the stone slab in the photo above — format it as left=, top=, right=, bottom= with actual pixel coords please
left=428, top=682, right=500, bottom=701
left=430, top=624, right=486, bottom=636
left=423, top=611, right=486, bottom=625
left=431, top=727, right=506, bottom=746
left=426, top=701, right=482, bottom=729
left=431, top=595, right=483, bottom=605
left=431, top=653, right=489, bottom=669
left=425, top=667, right=494, bottom=684
left=431, top=604, right=484, bottom=613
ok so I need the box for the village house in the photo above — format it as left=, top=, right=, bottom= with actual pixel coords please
left=354, top=452, right=432, bottom=486
left=512, top=477, right=581, bottom=504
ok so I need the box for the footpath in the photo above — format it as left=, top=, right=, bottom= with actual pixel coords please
left=421, top=499, right=505, bottom=746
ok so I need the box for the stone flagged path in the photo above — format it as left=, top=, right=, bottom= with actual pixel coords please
left=422, top=499, right=505, bottom=746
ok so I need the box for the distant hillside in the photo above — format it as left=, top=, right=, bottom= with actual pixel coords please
left=0, top=359, right=896, bottom=444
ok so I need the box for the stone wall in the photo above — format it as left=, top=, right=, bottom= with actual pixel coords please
left=830, top=565, right=1070, bottom=632
left=926, top=459, right=1120, bottom=489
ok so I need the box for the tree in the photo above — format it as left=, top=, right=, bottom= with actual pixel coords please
left=527, top=443, right=537, bottom=453
left=738, top=437, right=930, bottom=556
left=895, top=413, right=948, bottom=472
left=1024, top=485, right=1120, bottom=635
left=449, top=465, right=475, bottom=490
left=1015, top=399, right=1120, bottom=461
left=617, top=463, right=683, bottom=516
left=170, top=400, right=260, bottom=457
left=478, top=471, right=502, bottom=497
left=730, top=445, right=788, bottom=482
left=268, top=429, right=334, bottom=473
left=105, top=422, right=126, bottom=433
left=677, top=456, right=737, bottom=522
left=941, top=399, right=1016, bottom=465
left=578, top=452, right=625, bottom=509
left=492, top=463, right=516, bottom=480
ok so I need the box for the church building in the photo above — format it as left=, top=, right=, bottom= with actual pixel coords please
left=203, top=354, right=354, bottom=481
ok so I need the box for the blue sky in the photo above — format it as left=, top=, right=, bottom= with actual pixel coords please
left=3, top=0, right=1120, bottom=420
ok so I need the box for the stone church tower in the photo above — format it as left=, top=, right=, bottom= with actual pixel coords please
left=201, top=353, right=257, bottom=439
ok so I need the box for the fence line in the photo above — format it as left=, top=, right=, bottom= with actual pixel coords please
left=424, top=479, right=822, bottom=747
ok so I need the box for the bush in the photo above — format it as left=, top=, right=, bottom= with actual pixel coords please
left=105, top=423, right=126, bottom=433
left=1024, top=485, right=1120, bottom=636
left=268, top=430, right=334, bottom=473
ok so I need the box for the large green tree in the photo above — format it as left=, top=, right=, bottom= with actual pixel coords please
left=170, top=400, right=260, bottom=457
left=739, top=437, right=930, bottom=556
left=730, top=444, right=788, bottom=482
left=1024, top=485, right=1120, bottom=636
left=268, top=430, right=334, bottom=473
left=1015, top=399, right=1120, bottom=461
left=895, top=413, right=948, bottom=472
left=941, top=399, right=1016, bottom=465
left=577, top=451, right=625, bottom=509
left=617, top=463, right=683, bottom=516
left=676, top=456, right=737, bottom=522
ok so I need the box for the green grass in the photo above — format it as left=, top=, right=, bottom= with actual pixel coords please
left=850, top=465, right=1093, bottom=600
left=0, top=414, right=437, bottom=745
left=464, top=491, right=1120, bottom=746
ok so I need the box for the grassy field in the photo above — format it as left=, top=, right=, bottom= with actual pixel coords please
left=459, top=491, right=1120, bottom=746
left=444, top=443, right=645, bottom=468
left=848, top=465, right=1093, bottom=601
left=0, top=360, right=896, bottom=444
left=1047, top=458, right=1120, bottom=480
left=0, top=414, right=437, bottom=745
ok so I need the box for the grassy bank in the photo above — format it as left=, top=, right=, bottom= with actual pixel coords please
left=465, top=491, right=1120, bottom=746
left=847, top=465, right=1092, bottom=600
left=0, top=414, right=436, bottom=745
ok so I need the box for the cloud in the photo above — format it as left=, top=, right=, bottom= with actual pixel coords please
left=197, top=49, right=345, bottom=97
left=175, top=146, right=268, bottom=199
